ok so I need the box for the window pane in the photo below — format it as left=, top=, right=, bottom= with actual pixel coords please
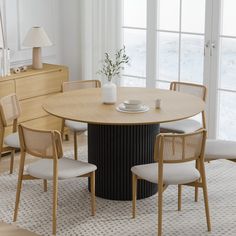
left=124, top=0, right=146, bottom=28
left=157, top=32, right=179, bottom=82
left=222, top=0, right=236, bottom=36
left=218, top=91, right=236, bottom=140
left=180, top=34, right=204, bottom=84
left=156, top=81, right=170, bottom=89
left=219, top=38, right=236, bottom=90
left=181, top=0, right=205, bottom=34
left=158, top=0, right=180, bottom=31
left=120, top=76, right=146, bottom=87
left=123, top=29, right=146, bottom=77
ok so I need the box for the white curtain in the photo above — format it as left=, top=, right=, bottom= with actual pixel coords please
left=0, top=0, right=6, bottom=48
left=79, top=0, right=122, bottom=82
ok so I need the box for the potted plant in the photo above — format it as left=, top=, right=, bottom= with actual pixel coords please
left=98, top=46, right=130, bottom=104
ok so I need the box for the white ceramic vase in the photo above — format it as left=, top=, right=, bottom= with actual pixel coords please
left=102, top=80, right=117, bottom=104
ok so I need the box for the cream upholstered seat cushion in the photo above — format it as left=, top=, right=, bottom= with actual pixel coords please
left=4, top=132, right=20, bottom=148
left=27, top=158, right=97, bottom=180
left=160, top=119, right=202, bottom=133
left=65, top=120, right=87, bottom=132
left=205, top=139, right=236, bottom=160
left=131, top=162, right=200, bottom=185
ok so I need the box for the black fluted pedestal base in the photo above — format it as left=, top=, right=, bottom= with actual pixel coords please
left=88, top=124, right=159, bottom=200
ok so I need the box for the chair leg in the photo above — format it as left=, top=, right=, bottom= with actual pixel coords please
left=178, top=184, right=182, bottom=211
left=74, top=131, right=78, bottom=160
left=10, top=150, right=15, bottom=174
left=0, top=131, right=4, bottom=167
left=200, top=161, right=211, bottom=232
left=195, top=160, right=200, bottom=202
left=61, top=119, right=65, bottom=140
left=52, top=176, right=58, bottom=235
left=90, top=171, right=96, bottom=216
left=43, top=180, right=47, bottom=192
left=158, top=182, right=163, bottom=236
left=132, top=174, right=137, bottom=218
left=194, top=183, right=199, bottom=202
left=13, top=176, right=23, bottom=222
left=61, top=119, right=69, bottom=141
left=13, top=155, right=25, bottom=222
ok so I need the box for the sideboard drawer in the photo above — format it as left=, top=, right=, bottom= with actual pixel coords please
left=0, top=80, right=15, bottom=98
left=16, top=69, right=68, bottom=100
left=1, top=64, right=68, bottom=151
left=19, top=95, right=51, bottom=122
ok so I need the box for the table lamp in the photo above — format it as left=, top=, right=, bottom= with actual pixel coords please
left=22, top=26, right=52, bottom=69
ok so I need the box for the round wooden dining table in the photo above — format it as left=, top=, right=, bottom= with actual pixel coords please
left=42, top=87, right=205, bottom=200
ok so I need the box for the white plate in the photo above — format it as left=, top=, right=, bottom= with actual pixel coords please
left=116, top=103, right=149, bottom=113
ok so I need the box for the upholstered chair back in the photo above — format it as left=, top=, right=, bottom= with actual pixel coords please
left=154, top=129, right=207, bottom=163
left=170, top=82, right=207, bottom=101
left=18, top=124, right=63, bottom=159
left=0, top=93, right=21, bottom=127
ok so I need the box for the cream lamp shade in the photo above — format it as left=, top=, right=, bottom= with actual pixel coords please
left=23, top=26, right=52, bottom=69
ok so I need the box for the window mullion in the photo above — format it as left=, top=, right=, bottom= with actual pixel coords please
left=146, top=0, right=157, bottom=88
left=207, top=0, right=221, bottom=138
left=203, top=0, right=214, bottom=137
left=178, top=0, right=182, bottom=82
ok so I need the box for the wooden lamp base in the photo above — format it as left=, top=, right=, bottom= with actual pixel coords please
left=32, top=47, right=42, bottom=69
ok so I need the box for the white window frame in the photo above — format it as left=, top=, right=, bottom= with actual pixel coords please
left=122, top=0, right=236, bottom=139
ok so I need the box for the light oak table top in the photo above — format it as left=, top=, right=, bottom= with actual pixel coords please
left=42, top=87, right=205, bottom=125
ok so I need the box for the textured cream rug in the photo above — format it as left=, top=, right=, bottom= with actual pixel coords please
left=0, top=146, right=236, bottom=236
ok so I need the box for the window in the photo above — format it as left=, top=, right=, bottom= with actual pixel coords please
left=218, top=0, right=236, bottom=140
left=122, top=0, right=236, bottom=141
left=121, top=0, right=147, bottom=87
left=157, top=0, right=205, bottom=88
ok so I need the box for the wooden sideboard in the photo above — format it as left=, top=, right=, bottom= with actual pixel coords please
left=0, top=63, right=69, bottom=139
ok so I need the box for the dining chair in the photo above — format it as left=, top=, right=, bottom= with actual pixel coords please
left=194, top=139, right=236, bottom=202
left=160, top=81, right=207, bottom=133
left=0, top=93, right=21, bottom=174
left=131, top=129, right=211, bottom=236
left=13, top=124, right=97, bottom=235
left=205, top=139, right=236, bottom=162
left=61, top=80, right=101, bottom=160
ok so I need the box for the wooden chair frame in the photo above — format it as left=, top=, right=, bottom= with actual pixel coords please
left=13, top=124, right=96, bottom=235
left=170, top=81, right=207, bottom=129
left=61, top=80, right=101, bottom=161
left=170, top=82, right=208, bottom=202
left=132, top=130, right=211, bottom=236
left=0, top=94, right=21, bottom=174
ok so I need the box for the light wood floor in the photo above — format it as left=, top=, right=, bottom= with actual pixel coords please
left=0, top=132, right=87, bottom=236
left=0, top=222, right=39, bottom=236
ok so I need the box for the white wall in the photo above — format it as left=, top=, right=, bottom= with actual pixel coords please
left=4, top=0, right=62, bottom=68
left=59, top=0, right=82, bottom=81
left=2, top=0, right=120, bottom=81
left=3, top=0, right=82, bottom=80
